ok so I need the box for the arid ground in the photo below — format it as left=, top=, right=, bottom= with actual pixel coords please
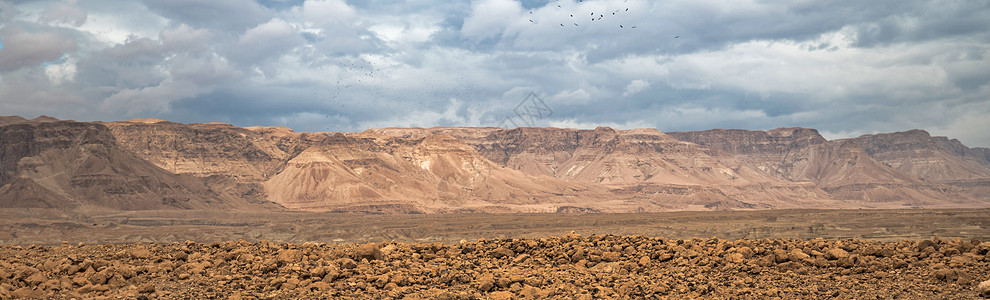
left=3, top=209, right=990, bottom=245
left=3, top=209, right=990, bottom=298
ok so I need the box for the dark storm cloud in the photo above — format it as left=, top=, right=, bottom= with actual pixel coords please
left=0, top=25, right=76, bottom=71
left=2, top=0, right=989, bottom=148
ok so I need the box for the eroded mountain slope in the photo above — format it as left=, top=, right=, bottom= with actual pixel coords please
left=2, top=116, right=988, bottom=213
left=0, top=120, right=242, bottom=210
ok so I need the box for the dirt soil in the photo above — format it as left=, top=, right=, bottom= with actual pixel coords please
left=3, top=209, right=990, bottom=245
left=2, top=235, right=990, bottom=299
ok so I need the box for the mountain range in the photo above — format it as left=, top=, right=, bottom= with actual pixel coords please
left=2, top=115, right=988, bottom=213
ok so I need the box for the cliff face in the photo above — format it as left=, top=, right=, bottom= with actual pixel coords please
left=2, top=117, right=988, bottom=213
left=851, top=130, right=990, bottom=182
left=849, top=130, right=990, bottom=201
left=667, top=128, right=981, bottom=206
left=0, top=120, right=247, bottom=210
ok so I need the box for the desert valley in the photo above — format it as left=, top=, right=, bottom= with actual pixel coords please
left=3, top=116, right=990, bottom=298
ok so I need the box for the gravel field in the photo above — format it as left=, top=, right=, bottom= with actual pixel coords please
left=3, top=235, right=990, bottom=299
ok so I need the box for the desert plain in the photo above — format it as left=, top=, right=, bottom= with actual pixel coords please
left=3, top=116, right=990, bottom=298
left=2, top=209, right=990, bottom=299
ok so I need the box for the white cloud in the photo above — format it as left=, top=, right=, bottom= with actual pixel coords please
left=230, top=18, right=304, bottom=67
left=160, top=24, right=212, bottom=52
left=622, top=79, right=650, bottom=97
left=44, top=56, right=77, bottom=85
left=1, top=0, right=989, bottom=148
left=548, top=118, right=652, bottom=130
left=300, top=0, right=356, bottom=27
left=101, top=79, right=199, bottom=115
left=461, top=0, right=522, bottom=40
left=550, top=88, right=592, bottom=104
left=239, top=18, right=297, bottom=45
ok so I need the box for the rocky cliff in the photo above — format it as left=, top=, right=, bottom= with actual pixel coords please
left=849, top=130, right=990, bottom=201
left=668, top=128, right=983, bottom=206
left=0, top=119, right=264, bottom=210
left=2, top=116, right=988, bottom=213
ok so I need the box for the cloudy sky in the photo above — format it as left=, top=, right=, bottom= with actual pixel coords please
left=1, top=0, right=989, bottom=147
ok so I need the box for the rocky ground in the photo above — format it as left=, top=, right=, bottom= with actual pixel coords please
left=2, top=235, right=990, bottom=299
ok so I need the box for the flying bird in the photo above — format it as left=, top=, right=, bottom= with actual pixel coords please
left=674, top=36, right=679, bottom=38
left=619, top=25, right=623, bottom=28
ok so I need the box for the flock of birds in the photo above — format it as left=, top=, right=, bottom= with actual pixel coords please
left=525, top=0, right=657, bottom=31
left=317, top=0, right=680, bottom=127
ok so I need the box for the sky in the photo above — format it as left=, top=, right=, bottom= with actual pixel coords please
left=1, top=0, right=989, bottom=147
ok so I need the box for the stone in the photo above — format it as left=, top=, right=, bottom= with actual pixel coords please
left=354, top=244, right=383, bottom=261
left=976, top=279, right=990, bottom=298
left=337, top=258, right=358, bottom=269
left=788, top=249, right=810, bottom=262
left=726, top=253, right=745, bottom=264
left=825, top=248, right=849, bottom=260
left=513, top=254, right=531, bottom=264
left=476, top=273, right=496, bottom=292
left=493, top=247, right=515, bottom=259
left=11, top=287, right=44, bottom=299
left=490, top=291, right=515, bottom=300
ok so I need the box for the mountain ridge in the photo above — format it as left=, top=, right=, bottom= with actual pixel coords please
left=2, top=116, right=988, bottom=213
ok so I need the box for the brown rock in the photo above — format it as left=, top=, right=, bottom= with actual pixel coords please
left=602, top=252, right=622, bottom=262
left=519, top=285, right=546, bottom=298
left=493, top=247, right=515, bottom=259
left=11, top=287, right=44, bottom=299
left=825, top=248, right=849, bottom=260
left=726, top=253, right=744, bottom=264
left=337, top=258, right=358, bottom=269
left=752, top=256, right=774, bottom=267
left=277, top=249, right=303, bottom=264
left=977, top=279, right=990, bottom=298
left=476, top=273, right=496, bottom=292
left=513, top=254, right=531, bottom=264
left=128, top=247, right=152, bottom=259
left=490, top=291, right=515, bottom=300
left=918, top=240, right=939, bottom=251
left=24, top=272, right=47, bottom=285
left=638, top=256, right=651, bottom=267
left=736, top=247, right=754, bottom=259
left=788, top=249, right=810, bottom=262
left=354, top=243, right=383, bottom=261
